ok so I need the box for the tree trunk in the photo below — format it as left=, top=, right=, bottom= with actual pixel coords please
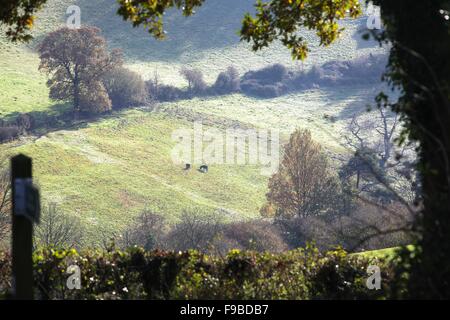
left=73, top=74, right=80, bottom=120
left=376, top=0, right=450, bottom=298
left=356, top=170, right=360, bottom=189
left=418, top=134, right=450, bottom=297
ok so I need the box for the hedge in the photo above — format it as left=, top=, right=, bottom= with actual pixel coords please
left=0, top=245, right=394, bottom=300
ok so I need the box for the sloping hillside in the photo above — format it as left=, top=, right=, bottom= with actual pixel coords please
left=0, top=0, right=390, bottom=244
left=22, top=0, right=386, bottom=83
left=2, top=109, right=267, bottom=243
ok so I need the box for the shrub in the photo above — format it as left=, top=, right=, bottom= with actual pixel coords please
left=240, top=64, right=288, bottom=98
left=291, top=54, right=387, bottom=89
left=103, top=67, right=147, bottom=109
left=120, top=210, right=168, bottom=251
left=344, top=54, right=387, bottom=82
left=15, top=113, right=34, bottom=131
left=309, top=248, right=395, bottom=299
left=328, top=201, right=414, bottom=251
left=148, top=83, right=185, bottom=102
left=0, top=126, right=21, bottom=142
left=180, top=67, right=207, bottom=94
left=240, top=80, right=285, bottom=98
left=43, top=115, right=60, bottom=128
left=259, top=202, right=277, bottom=218
left=79, top=81, right=112, bottom=114
left=215, top=220, right=288, bottom=253
left=164, top=209, right=223, bottom=252
left=212, top=66, right=240, bottom=94
left=276, top=215, right=339, bottom=251
left=242, top=63, right=288, bottom=85
left=275, top=201, right=413, bottom=252
left=161, top=209, right=288, bottom=254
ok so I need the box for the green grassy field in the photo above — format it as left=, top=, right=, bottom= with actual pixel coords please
left=354, top=245, right=415, bottom=260
left=0, top=41, right=271, bottom=244
left=163, top=85, right=384, bottom=154
left=3, top=108, right=268, bottom=243
left=0, top=45, right=61, bottom=118
left=0, top=0, right=390, bottom=245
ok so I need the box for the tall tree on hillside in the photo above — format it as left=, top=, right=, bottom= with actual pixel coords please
left=266, top=129, right=342, bottom=218
left=38, top=26, right=123, bottom=116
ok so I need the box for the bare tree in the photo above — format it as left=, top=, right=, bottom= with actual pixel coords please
left=275, top=199, right=415, bottom=252
left=331, top=200, right=416, bottom=251
left=341, top=108, right=419, bottom=203
left=165, top=209, right=223, bottom=251
left=119, top=209, right=167, bottom=250
left=34, top=203, right=84, bottom=248
left=335, top=108, right=420, bottom=250
left=152, top=68, right=160, bottom=99
left=145, top=68, right=161, bottom=101
left=347, top=107, right=400, bottom=169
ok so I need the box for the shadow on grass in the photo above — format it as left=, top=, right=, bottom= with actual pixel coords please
left=0, top=101, right=156, bottom=144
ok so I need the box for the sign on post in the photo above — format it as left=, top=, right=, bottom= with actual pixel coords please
left=11, top=154, right=40, bottom=300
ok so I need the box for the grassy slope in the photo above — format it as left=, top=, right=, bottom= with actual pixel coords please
left=165, top=85, right=383, bottom=154
left=0, top=46, right=60, bottom=119
left=354, top=245, right=415, bottom=260
left=5, top=109, right=267, bottom=243
left=0, top=0, right=388, bottom=244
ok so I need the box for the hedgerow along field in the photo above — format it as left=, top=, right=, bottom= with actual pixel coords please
left=0, top=245, right=399, bottom=299
left=0, top=0, right=389, bottom=245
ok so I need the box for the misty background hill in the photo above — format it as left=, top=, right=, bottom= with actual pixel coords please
left=25, top=0, right=385, bottom=83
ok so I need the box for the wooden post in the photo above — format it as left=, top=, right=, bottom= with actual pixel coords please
left=11, top=154, right=33, bottom=300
